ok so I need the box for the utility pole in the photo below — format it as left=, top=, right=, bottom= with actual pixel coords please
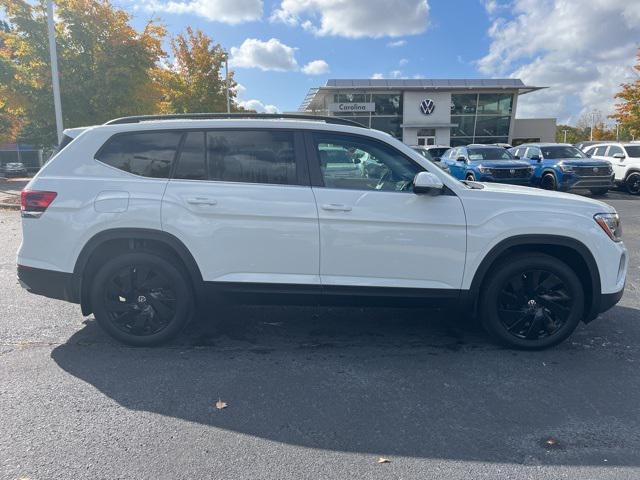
left=47, top=0, right=64, bottom=144
left=225, top=54, right=231, bottom=114
left=615, top=123, right=619, bottom=141
left=563, top=129, right=568, bottom=143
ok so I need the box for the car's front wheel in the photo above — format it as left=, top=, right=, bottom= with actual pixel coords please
left=465, top=173, right=476, bottom=181
left=540, top=172, right=557, bottom=190
left=90, top=252, right=194, bottom=346
left=480, top=253, right=584, bottom=349
left=625, top=172, right=640, bottom=195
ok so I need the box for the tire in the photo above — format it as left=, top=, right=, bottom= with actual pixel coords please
left=589, top=187, right=608, bottom=196
left=540, top=172, right=557, bottom=191
left=90, top=252, right=194, bottom=346
left=480, top=253, right=584, bottom=350
left=625, top=172, right=640, bottom=195
left=465, top=173, right=476, bottom=181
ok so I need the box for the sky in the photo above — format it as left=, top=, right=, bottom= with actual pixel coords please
left=98, top=1, right=640, bottom=123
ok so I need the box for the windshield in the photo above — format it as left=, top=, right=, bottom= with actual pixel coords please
left=467, top=148, right=514, bottom=161
left=412, top=148, right=434, bottom=161
left=625, top=146, right=640, bottom=157
left=427, top=148, right=449, bottom=159
left=540, top=146, right=587, bottom=159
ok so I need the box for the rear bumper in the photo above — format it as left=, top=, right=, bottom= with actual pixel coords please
left=17, top=265, right=80, bottom=303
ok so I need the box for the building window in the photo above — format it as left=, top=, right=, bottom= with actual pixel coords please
left=451, top=94, right=477, bottom=114
left=474, top=116, right=511, bottom=137
left=450, top=137, right=474, bottom=147
left=477, top=93, right=513, bottom=115
left=334, top=93, right=369, bottom=103
left=371, top=116, right=402, bottom=138
left=451, top=116, right=476, bottom=137
left=372, top=93, right=402, bottom=115
left=473, top=136, right=509, bottom=145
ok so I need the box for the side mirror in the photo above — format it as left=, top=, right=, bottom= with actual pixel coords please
left=612, top=153, right=625, bottom=159
left=529, top=154, right=541, bottom=162
left=413, top=171, right=444, bottom=196
left=456, top=156, right=466, bottom=162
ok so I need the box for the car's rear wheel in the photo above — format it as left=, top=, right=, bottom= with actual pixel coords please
left=540, top=173, right=557, bottom=190
left=625, top=172, right=640, bottom=195
left=480, top=253, right=584, bottom=349
left=90, top=252, right=193, bottom=346
left=589, top=187, right=608, bottom=196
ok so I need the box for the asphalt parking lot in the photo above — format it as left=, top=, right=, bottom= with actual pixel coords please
left=1, top=190, right=639, bottom=480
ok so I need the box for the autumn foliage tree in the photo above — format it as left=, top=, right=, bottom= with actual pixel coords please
left=158, top=27, right=241, bottom=114
left=612, top=48, right=640, bottom=139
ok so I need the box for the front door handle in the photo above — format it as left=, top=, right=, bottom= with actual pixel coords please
left=186, top=196, right=217, bottom=206
left=321, top=203, right=352, bottom=212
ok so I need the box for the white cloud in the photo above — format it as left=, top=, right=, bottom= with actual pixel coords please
left=389, top=70, right=403, bottom=79
left=387, top=40, right=407, bottom=48
left=302, top=59, right=330, bottom=75
left=477, top=0, right=640, bottom=122
left=137, top=0, right=262, bottom=24
left=233, top=83, right=247, bottom=97
left=230, top=38, right=298, bottom=71
left=238, top=99, right=279, bottom=113
left=371, top=73, right=385, bottom=79
left=270, top=0, right=430, bottom=38
left=399, top=58, right=409, bottom=66
left=371, top=70, right=405, bottom=79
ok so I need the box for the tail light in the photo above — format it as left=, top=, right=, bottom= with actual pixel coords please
left=21, top=190, right=57, bottom=218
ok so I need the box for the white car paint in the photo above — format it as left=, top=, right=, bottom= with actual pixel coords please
left=585, top=142, right=640, bottom=183
left=19, top=118, right=627, bottom=299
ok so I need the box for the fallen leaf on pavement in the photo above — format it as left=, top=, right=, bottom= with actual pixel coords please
left=377, top=457, right=390, bottom=464
left=215, top=399, right=228, bottom=410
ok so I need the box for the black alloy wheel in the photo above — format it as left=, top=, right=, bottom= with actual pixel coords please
left=626, top=172, right=640, bottom=195
left=465, top=173, right=476, bottom=181
left=480, top=253, right=584, bottom=349
left=540, top=173, right=557, bottom=190
left=497, top=270, right=573, bottom=341
left=91, top=252, right=193, bottom=346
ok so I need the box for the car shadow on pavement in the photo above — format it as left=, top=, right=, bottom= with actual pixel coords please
left=51, top=304, right=640, bottom=466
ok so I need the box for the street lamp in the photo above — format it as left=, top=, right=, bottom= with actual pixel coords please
left=46, top=0, right=64, bottom=144
left=224, top=51, right=230, bottom=114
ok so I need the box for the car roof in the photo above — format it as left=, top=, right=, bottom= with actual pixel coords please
left=410, top=145, right=450, bottom=149
left=515, top=142, right=573, bottom=147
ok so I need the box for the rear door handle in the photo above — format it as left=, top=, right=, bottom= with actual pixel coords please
left=186, top=196, right=217, bottom=206
left=321, top=203, right=352, bottom=212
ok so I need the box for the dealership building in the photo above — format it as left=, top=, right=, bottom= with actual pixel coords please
left=298, top=78, right=556, bottom=147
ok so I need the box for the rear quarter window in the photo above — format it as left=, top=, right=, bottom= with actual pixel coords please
left=96, top=131, right=182, bottom=178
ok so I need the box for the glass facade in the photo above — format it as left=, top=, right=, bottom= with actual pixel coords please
left=450, top=93, right=514, bottom=144
left=330, top=92, right=403, bottom=139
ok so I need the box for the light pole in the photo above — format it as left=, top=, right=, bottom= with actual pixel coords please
left=47, top=0, right=64, bottom=144
left=224, top=52, right=230, bottom=114
left=563, top=129, right=568, bottom=143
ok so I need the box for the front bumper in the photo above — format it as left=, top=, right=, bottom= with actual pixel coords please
left=562, top=174, right=615, bottom=190
left=477, top=175, right=533, bottom=185
left=17, top=265, right=80, bottom=303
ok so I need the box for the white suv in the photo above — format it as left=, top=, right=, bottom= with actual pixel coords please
left=584, top=142, right=640, bottom=195
left=17, top=114, right=628, bottom=349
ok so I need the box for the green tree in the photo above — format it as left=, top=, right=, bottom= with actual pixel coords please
left=158, top=28, right=241, bottom=114
left=611, top=48, right=640, bottom=139
left=0, top=0, right=166, bottom=147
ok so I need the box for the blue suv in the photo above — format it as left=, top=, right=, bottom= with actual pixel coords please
left=442, top=145, right=534, bottom=185
left=509, top=143, right=614, bottom=195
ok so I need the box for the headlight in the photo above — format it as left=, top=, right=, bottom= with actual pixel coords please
left=478, top=165, right=490, bottom=173
left=594, top=213, right=622, bottom=242
left=559, top=163, right=574, bottom=172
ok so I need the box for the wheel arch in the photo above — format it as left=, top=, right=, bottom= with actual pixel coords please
left=468, top=234, right=601, bottom=322
left=74, top=228, right=204, bottom=315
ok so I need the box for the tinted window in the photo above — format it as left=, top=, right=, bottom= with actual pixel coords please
left=593, top=146, right=607, bottom=156
left=207, top=130, right=296, bottom=185
left=97, top=131, right=181, bottom=178
left=525, top=147, right=541, bottom=158
left=175, top=131, right=207, bottom=180
left=540, top=146, right=586, bottom=159
left=314, top=133, right=422, bottom=191
left=428, top=148, right=449, bottom=159
left=625, top=146, right=640, bottom=157
left=466, top=147, right=513, bottom=161
left=607, top=145, right=623, bottom=157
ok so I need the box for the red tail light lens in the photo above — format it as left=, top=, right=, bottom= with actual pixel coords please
left=21, top=190, right=57, bottom=217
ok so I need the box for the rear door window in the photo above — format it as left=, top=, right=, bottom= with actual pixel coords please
left=206, top=130, right=297, bottom=185
left=96, top=131, right=182, bottom=178
left=606, top=145, right=624, bottom=157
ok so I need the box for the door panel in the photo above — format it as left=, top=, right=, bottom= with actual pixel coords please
left=162, top=128, right=319, bottom=285
left=313, top=188, right=467, bottom=289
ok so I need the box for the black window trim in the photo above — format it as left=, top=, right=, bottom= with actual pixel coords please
left=95, top=127, right=310, bottom=187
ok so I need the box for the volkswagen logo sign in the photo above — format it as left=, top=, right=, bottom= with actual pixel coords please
left=420, top=98, right=435, bottom=115
left=510, top=168, right=515, bottom=174
left=593, top=167, right=599, bottom=173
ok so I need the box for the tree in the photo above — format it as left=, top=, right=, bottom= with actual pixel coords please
left=158, top=28, right=241, bottom=114
left=611, top=48, right=640, bottom=139
left=555, top=125, right=583, bottom=144
left=0, top=0, right=166, bottom=147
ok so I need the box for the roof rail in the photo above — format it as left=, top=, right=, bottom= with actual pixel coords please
left=104, top=113, right=367, bottom=128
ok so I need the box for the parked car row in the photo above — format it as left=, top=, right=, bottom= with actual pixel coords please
left=412, top=143, right=614, bottom=195
left=0, top=162, right=28, bottom=177
left=581, top=142, right=640, bottom=195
